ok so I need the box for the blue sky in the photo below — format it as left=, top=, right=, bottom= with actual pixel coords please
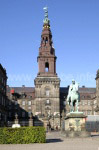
left=0, top=0, right=99, bottom=87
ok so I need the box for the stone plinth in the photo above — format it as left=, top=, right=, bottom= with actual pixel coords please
left=63, top=112, right=90, bottom=137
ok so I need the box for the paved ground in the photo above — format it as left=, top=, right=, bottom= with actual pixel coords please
left=0, top=131, right=99, bottom=150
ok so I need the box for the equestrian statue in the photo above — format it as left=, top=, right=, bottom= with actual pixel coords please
left=67, top=80, right=80, bottom=112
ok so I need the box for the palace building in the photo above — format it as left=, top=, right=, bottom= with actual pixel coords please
left=1, top=8, right=99, bottom=128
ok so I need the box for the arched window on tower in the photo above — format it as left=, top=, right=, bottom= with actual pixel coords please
left=45, top=62, right=49, bottom=72
left=45, top=37, right=48, bottom=44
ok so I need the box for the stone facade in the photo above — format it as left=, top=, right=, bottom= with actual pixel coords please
left=34, top=77, right=60, bottom=128
left=6, top=87, right=35, bottom=127
left=78, top=88, right=95, bottom=116
left=0, top=64, right=7, bottom=126
left=6, top=86, right=96, bottom=128
left=94, top=70, right=99, bottom=115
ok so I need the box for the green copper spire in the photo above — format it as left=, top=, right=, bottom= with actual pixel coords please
left=43, top=7, right=50, bottom=24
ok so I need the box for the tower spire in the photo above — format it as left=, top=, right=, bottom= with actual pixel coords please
left=43, top=7, right=50, bottom=25
left=36, top=7, right=57, bottom=77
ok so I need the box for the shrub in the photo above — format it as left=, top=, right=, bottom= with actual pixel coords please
left=0, top=127, right=46, bottom=144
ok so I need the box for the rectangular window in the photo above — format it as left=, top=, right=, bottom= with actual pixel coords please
left=28, top=101, right=31, bottom=105
left=63, top=101, right=66, bottom=106
left=22, top=101, right=25, bottom=106
left=88, top=101, right=90, bottom=105
left=15, top=101, right=18, bottom=105
left=46, top=99, right=50, bottom=104
left=82, top=101, right=85, bottom=105
left=22, top=112, right=25, bottom=117
left=87, top=111, right=91, bottom=115
left=46, top=90, right=49, bottom=96
left=28, top=112, right=32, bottom=117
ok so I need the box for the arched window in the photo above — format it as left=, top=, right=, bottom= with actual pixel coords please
left=45, top=62, right=49, bottom=72
left=45, top=37, right=48, bottom=44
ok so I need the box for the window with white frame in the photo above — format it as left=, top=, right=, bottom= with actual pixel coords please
left=28, top=101, right=31, bottom=106
left=22, top=101, right=25, bottom=106
left=46, top=90, right=49, bottom=96
left=88, top=101, right=90, bottom=105
left=46, top=99, right=50, bottom=104
left=82, top=101, right=85, bottom=105
left=28, top=112, right=32, bottom=117
left=63, top=101, right=66, bottom=106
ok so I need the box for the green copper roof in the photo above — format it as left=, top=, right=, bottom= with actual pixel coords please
left=43, top=7, right=50, bottom=24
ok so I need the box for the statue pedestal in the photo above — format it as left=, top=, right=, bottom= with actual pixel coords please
left=63, top=112, right=90, bottom=137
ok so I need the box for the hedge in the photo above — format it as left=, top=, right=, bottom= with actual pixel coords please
left=0, top=127, right=46, bottom=144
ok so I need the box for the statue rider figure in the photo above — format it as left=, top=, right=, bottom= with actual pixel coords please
left=67, top=80, right=80, bottom=112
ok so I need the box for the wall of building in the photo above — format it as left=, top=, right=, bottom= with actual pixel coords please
left=0, top=64, right=7, bottom=126
left=6, top=86, right=97, bottom=128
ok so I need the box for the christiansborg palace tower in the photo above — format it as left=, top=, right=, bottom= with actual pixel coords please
left=34, top=7, right=60, bottom=127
